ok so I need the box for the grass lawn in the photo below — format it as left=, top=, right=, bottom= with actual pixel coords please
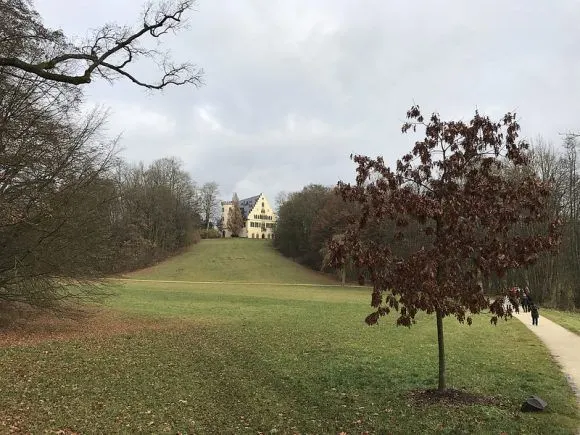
left=542, top=308, right=580, bottom=336
left=0, top=240, right=578, bottom=434
left=121, top=238, right=339, bottom=285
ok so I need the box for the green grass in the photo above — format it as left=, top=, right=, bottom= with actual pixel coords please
left=122, top=238, right=338, bottom=285
left=542, top=308, right=580, bottom=336
left=0, top=240, right=578, bottom=434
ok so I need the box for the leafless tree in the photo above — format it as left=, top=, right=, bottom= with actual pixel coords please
left=107, top=157, right=201, bottom=271
left=0, top=1, right=207, bottom=320
left=199, top=181, right=220, bottom=230
left=0, top=68, right=120, bottom=313
left=274, top=191, right=288, bottom=214
left=0, top=0, right=203, bottom=90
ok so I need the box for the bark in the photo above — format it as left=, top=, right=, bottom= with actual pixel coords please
left=436, top=309, right=446, bottom=391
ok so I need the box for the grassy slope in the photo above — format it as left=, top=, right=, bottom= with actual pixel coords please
left=542, top=308, right=580, bottom=336
left=123, top=238, right=338, bottom=285
left=0, top=240, right=578, bottom=434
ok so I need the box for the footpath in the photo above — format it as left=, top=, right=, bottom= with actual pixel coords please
left=513, top=311, right=580, bottom=404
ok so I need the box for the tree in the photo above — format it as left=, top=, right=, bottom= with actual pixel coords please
left=0, top=70, right=119, bottom=312
left=0, top=0, right=204, bottom=318
left=227, top=193, right=244, bottom=237
left=108, top=157, right=201, bottom=271
left=199, top=182, right=220, bottom=230
left=312, top=190, right=359, bottom=284
left=274, top=191, right=289, bottom=213
left=327, top=106, right=561, bottom=391
left=272, top=185, right=331, bottom=266
left=0, top=0, right=203, bottom=90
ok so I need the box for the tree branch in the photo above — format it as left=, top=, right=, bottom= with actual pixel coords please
left=0, top=0, right=203, bottom=90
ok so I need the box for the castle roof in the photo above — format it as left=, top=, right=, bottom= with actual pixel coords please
left=222, top=193, right=262, bottom=219
left=238, top=194, right=260, bottom=219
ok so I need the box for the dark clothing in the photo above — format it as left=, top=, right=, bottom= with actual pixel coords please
left=531, top=306, right=539, bottom=325
left=521, top=296, right=529, bottom=313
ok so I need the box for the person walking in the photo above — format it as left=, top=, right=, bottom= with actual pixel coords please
left=531, top=304, right=539, bottom=326
left=524, top=287, right=533, bottom=307
left=521, top=292, right=529, bottom=313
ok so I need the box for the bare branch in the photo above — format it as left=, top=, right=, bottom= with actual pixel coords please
left=0, top=0, right=203, bottom=90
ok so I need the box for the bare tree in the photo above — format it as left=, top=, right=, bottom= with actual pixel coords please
left=0, top=1, right=205, bottom=318
left=0, top=69, right=119, bottom=313
left=199, top=182, right=220, bottom=230
left=0, top=0, right=203, bottom=90
left=274, top=191, right=288, bottom=214
left=108, top=157, right=201, bottom=271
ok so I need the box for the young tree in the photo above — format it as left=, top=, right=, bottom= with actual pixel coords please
left=0, top=0, right=203, bottom=90
left=200, top=182, right=220, bottom=230
left=227, top=193, right=244, bottom=237
left=327, top=106, right=561, bottom=391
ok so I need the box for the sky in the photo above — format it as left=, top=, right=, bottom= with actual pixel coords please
left=33, top=0, right=580, bottom=205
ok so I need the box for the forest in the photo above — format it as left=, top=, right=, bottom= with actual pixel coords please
left=273, top=138, right=580, bottom=309
left=0, top=0, right=219, bottom=314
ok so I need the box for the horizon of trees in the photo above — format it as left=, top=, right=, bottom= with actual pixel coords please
left=273, top=135, right=580, bottom=310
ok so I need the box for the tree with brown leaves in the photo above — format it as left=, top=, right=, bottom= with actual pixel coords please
left=327, top=106, right=561, bottom=391
left=0, top=0, right=203, bottom=90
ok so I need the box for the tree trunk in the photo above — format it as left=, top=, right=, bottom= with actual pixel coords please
left=436, top=309, right=446, bottom=391
left=434, top=216, right=446, bottom=391
left=341, top=266, right=346, bottom=286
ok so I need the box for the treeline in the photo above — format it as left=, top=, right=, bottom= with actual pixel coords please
left=108, top=158, right=203, bottom=272
left=500, top=140, right=580, bottom=308
left=0, top=65, right=218, bottom=310
left=0, top=1, right=216, bottom=313
left=274, top=140, right=580, bottom=309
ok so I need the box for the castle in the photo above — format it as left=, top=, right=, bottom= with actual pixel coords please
left=220, top=193, right=277, bottom=239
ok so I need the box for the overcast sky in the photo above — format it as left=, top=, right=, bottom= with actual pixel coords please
left=34, top=0, right=580, bottom=205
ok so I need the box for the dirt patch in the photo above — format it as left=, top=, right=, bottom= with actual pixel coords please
left=406, top=388, right=501, bottom=407
left=0, top=308, right=190, bottom=348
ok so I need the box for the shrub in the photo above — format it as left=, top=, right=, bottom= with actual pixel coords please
left=199, top=229, right=221, bottom=239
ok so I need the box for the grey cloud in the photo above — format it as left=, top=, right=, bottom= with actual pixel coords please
left=33, top=0, right=580, bottom=204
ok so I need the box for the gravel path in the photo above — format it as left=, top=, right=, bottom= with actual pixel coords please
left=112, top=277, right=365, bottom=288
left=513, top=310, right=580, bottom=404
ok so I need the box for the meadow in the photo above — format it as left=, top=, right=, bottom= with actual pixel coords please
left=0, top=239, right=578, bottom=434
left=542, top=308, right=580, bottom=336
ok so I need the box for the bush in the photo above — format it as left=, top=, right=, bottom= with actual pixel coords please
left=199, top=228, right=221, bottom=239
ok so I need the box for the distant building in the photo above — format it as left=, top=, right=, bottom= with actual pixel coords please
left=220, top=193, right=277, bottom=239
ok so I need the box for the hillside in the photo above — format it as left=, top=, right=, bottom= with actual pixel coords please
left=124, top=238, right=339, bottom=285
